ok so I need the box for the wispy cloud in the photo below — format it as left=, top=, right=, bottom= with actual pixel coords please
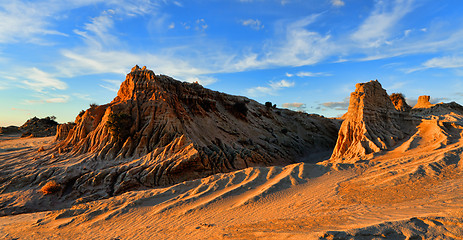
left=282, top=102, right=306, bottom=111
left=246, top=79, right=295, bottom=97
left=241, top=19, right=264, bottom=30
left=22, top=68, right=67, bottom=92
left=233, top=14, right=332, bottom=70
left=288, top=71, right=332, bottom=77
left=100, top=79, right=122, bottom=92
left=406, top=56, right=463, bottom=73
left=74, top=12, right=118, bottom=49
left=45, top=95, right=70, bottom=103
left=321, top=98, right=349, bottom=111
left=0, top=0, right=167, bottom=44
left=331, top=0, right=345, bottom=7
left=24, top=94, right=70, bottom=104
left=0, top=1, right=67, bottom=44
left=351, top=0, right=415, bottom=48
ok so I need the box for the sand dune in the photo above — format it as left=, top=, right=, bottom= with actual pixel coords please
left=1, top=132, right=463, bottom=239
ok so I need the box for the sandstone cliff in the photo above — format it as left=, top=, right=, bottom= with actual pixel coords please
left=330, top=81, right=463, bottom=163
left=0, top=66, right=340, bottom=214
left=330, top=80, right=416, bottom=161
left=413, top=95, right=433, bottom=109
left=390, top=93, right=411, bottom=112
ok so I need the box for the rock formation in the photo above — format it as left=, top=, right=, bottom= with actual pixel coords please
left=0, top=66, right=340, bottom=215
left=330, top=80, right=416, bottom=161
left=19, top=116, right=58, bottom=138
left=389, top=93, right=411, bottom=111
left=0, top=126, right=20, bottom=135
left=413, top=95, right=433, bottom=109
left=55, top=123, right=76, bottom=141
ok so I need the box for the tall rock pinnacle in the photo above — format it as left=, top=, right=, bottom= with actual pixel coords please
left=330, top=80, right=413, bottom=161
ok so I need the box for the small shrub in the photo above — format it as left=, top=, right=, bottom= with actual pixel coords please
left=281, top=128, right=288, bottom=134
left=265, top=102, right=273, bottom=108
left=78, top=110, right=85, bottom=117
left=89, top=103, right=99, bottom=108
left=106, top=113, right=132, bottom=142
left=41, top=181, right=61, bottom=195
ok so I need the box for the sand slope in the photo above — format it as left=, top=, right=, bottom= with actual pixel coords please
left=1, top=128, right=463, bottom=239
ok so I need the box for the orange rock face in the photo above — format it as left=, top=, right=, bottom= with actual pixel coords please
left=330, top=80, right=416, bottom=161
left=48, top=66, right=339, bottom=199
left=413, top=95, right=433, bottom=109
left=390, top=93, right=411, bottom=112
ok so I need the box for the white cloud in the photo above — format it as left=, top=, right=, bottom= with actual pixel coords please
left=269, top=79, right=294, bottom=88
left=46, top=95, right=70, bottom=103
left=285, top=73, right=294, bottom=77
left=246, top=79, right=295, bottom=97
left=74, top=13, right=118, bottom=49
left=0, top=1, right=67, bottom=44
left=321, top=98, right=349, bottom=110
left=241, top=19, right=264, bottom=30
left=100, top=79, right=123, bottom=92
left=195, top=19, right=208, bottom=31
left=183, top=76, right=217, bottom=85
left=331, top=0, right=345, bottom=7
left=168, top=22, right=175, bottom=29
left=282, top=102, right=307, bottom=111
left=423, top=56, right=463, bottom=69
left=406, top=56, right=463, bottom=73
left=0, top=0, right=165, bottom=44
left=233, top=14, right=333, bottom=70
left=24, top=94, right=70, bottom=104
left=351, top=0, right=415, bottom=48
left=23, top=68, right=67, bottom=92
left=295, top=71, right=332, bottom=77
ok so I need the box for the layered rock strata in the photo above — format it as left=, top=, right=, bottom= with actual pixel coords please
left=0, top=66, right=340, bottom=215
left=330, top=80, right=417, bottom=161
left=413, top=95, right=433, bottom=109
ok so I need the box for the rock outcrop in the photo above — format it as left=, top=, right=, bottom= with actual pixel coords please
left=55, top=123, right=76, bottom=141
left=0, top=66, right=340, bottom=215
left=413, top=95, right=433, bottom=109
left=19, top=116, right=58, bottom=138
left=390, top=93, right=411, bottom=112
left=0, top=126, right=20, bottom=135
left=330, top=80, right=416, bottom=161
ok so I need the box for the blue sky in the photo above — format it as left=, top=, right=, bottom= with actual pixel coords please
left=1, top=0, right=463, bottom=126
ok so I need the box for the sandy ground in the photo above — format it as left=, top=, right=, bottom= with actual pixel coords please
left=1, top=126, right=463, bottom=239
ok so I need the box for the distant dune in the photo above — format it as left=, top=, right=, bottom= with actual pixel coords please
left=1, top=68, right=463, bottom=239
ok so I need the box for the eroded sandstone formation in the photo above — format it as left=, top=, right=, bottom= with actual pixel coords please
left=390, top=93, right=411, bottom=112
left=330, top=80, right=416, bottom=161
left=413, top=95, right=433, bottom=109
left=0, top=66, right=340, bottom=215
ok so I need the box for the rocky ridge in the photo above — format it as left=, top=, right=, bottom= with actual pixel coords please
left=330, top=80, right=463, bottom=162
left=0, top=66, right=340, bottom=215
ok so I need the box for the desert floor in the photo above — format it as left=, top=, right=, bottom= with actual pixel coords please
left=1, top=134, right=463, bottom=239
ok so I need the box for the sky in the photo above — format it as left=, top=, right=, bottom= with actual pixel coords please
left=1, top=0, right=463, bottom=126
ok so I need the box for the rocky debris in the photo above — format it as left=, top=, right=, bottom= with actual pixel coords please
left=413, top=95, right=433, bottom=109
left=0, top=126, right=20, bottom=135
left=330, top=80, right=417, bottom=161
left=0, top=66, right=340, bottom=215
left=19, top=116, right=58, bottom=138
left=389, top=93, right=411, bottom=111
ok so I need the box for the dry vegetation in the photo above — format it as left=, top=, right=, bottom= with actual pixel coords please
left=41, top=181, right=61, bottom=195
